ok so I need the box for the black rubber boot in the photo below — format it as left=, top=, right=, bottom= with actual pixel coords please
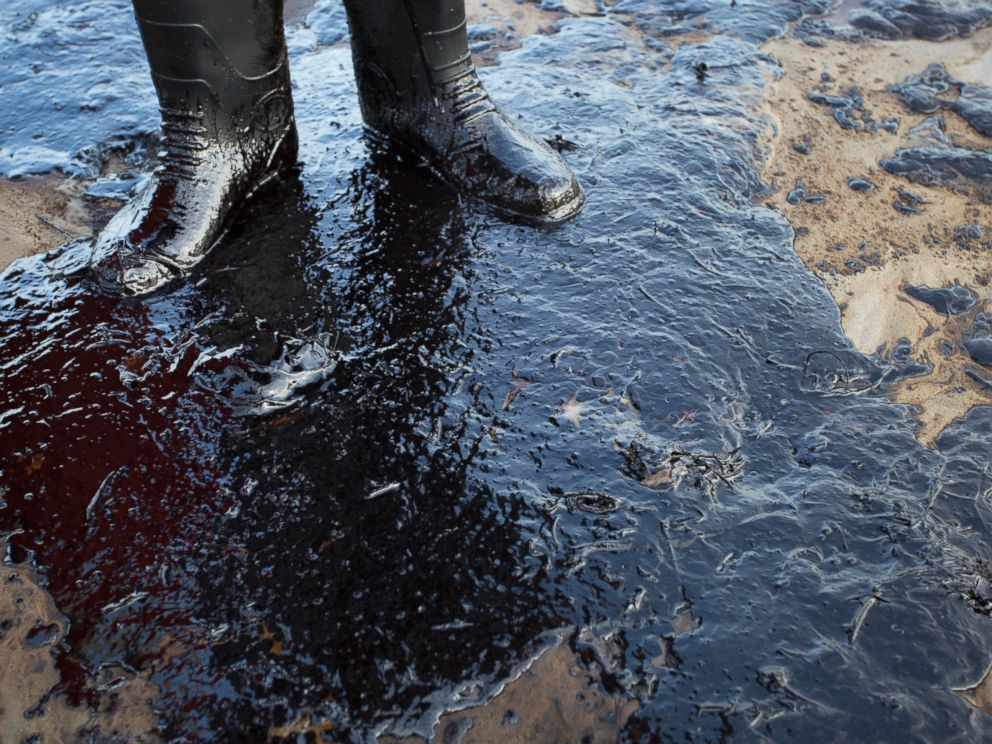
left=342, top=0, right=585, bottom=223
left=89, top=0, right=298, bottom=296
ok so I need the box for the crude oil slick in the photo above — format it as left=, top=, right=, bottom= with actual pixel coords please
left=3, top=0, right=992, bottom=742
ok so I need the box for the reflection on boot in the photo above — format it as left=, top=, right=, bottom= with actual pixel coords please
left=88, top=0, right=299, bottom=297
left=343, top=0, right=585, bottom=223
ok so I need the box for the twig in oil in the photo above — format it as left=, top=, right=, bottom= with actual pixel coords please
left=367, top=482, right=400, bottom=500
left=37, top=214, right=73, bottom=236
left=849, top=595, right=879, bottom=645
left=86, top=466, right=127, bottom=522
left=914, top=462, right=946, bottom=528
left=638, top=283, right=670, bottom=312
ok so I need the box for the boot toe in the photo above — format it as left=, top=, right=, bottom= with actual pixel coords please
left=118, top=257, right=176, bottom=296
left=533, top=171, right=585, bottom=223
left=89, top=248, right=177, bottom=297
left=462, top=114, right=584, bottom=223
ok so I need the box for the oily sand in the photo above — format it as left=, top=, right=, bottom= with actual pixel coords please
left=0, top=541, right=157, bottom=743
left=0, top=5, right=635, bottom=742
left=762, top=29, right=992, bottom=445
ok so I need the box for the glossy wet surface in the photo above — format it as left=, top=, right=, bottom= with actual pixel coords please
left=3, top=0, right=992, bottom=741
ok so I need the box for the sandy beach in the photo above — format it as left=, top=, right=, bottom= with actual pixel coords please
left=763, top=24, right=992, bottom=445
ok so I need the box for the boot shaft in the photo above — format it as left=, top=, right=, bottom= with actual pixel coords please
left=132, top=0, right=293, bottom=138
left=343, top=0, right=474, bottom=125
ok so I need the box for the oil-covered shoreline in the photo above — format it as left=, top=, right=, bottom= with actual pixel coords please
left=3, top=1, right=992, bottom=741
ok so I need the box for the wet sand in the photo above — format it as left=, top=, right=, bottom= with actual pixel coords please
left=0, top=540, right=157, bottom=742
left=380, top=640, right=636, bottom=744
left=0, top=175, right=93, bottom=275
left=762, top=28, right=992, bottom=445
left=957, top=663, right=992, bottom=716
left=0, top=550, right=91, bottom=742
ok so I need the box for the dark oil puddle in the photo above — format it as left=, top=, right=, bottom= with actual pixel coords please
left=855, top=0, right=992, bottom=40
left=891, top=63, right=992, bottom=138
left=880, top=63, right=992, bottom=202
left=799, top=0, right=992, bottom=43
left=4, top=1, right=992, bottom=742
